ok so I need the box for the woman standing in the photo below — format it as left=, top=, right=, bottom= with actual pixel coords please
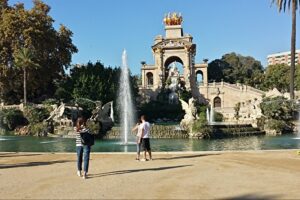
left=75, top=117, right=91, bottom=179
left=132, top=120, right=143, bottom=161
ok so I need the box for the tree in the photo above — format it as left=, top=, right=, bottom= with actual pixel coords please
left=0, top=0, right=8, bottom=10
left=57, top=61, right=139, bottom=104
left=272, top=0, right=300, bottom=99
left=262, top=64, right=300, bottom=92
left=208, top=53, right=264, bottom=87
left=0, top=0, right=77, bottom=103
left=262, top=64, right=290, bottom=92
left=260, top=96, right=296, bottom=133
left=14, top=48, right=39, bottom=105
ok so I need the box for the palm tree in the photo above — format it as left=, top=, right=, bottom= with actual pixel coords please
left=14, top=48, right=39, bottom=105
left=272, top=0, right=300, bottom=99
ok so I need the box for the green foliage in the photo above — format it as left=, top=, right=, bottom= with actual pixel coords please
left=58, top=61, right=139, bottom=104
left=156, top=89, right=171, bottom=102
left=260, top=96, right=295, bottom=121
left=192, top=118, right=212, bottom=137
left=265, top=119, right=287, bottom=133
left=86, top=120, right=100, bottom=135
left=67, top=62, right=120, bottom=102
left=257, top=64, right=300, bottom=92
left=261, top=64, right=290, bottom=92
left=208, top=52, right=264, bottom=87
left=0, top=108, right=27, bottom=130
left=260, top=96, right=296, bottom=133
left=74, top=98, right=96, bottom=120
left=0, top=0, right=77, bottom=104
left=139, top=101, right=184, bottom=122
left=29, top=122, right=47, bottom=136
left=192, top=104, right=212, bottom=137
left=214, top=111, right=223, bottom=122
left=42, top=98, right=58, bottom=106
left=54, top=87, right=72, bottom=102
left=234, top=102, right=241, bottom=120
left=23, top=106, right=50, bottom=124
left=14, top=47, right=40, bottom=105
left=178, top=89, right=192, bottom=103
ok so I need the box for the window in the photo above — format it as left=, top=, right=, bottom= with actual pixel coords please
left=213, top=97, right=221, bottom=108
left=196, top=70, right=203, bottom=85
left=146, top=72, right=153, bottom=86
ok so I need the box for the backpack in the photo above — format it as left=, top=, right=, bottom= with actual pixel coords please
left=80, top=130, right=95, bottom=146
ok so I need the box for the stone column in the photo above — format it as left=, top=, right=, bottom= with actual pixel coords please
left=154, top=48, right=163, bottom=89
left=184, top=47, right=191, bottom=89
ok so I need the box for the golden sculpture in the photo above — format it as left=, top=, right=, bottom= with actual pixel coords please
left=163, top=12, right=183, bottom=26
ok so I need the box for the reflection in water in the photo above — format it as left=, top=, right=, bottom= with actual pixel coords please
left=40, top=141, right=59, bottom=144
left=208, top=136, right=263, bottom=151
left=0, top=134, right=299, bottom=152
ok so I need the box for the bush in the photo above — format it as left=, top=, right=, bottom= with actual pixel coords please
left=24, top=106, right=50, bottom=124
left=42, top=98, right=58, bottom=106
left=139, top=101, right=184, bottom=122
left=54, top=87, right=72, bottom=102
left=0, top=108, right=27, bottom=130
left=179, top=89, right=192, bottom=103
left=192, top=118, right=212, bottom=138
left=266, top=119, right=287, bottom=133
left=214, top=112, right=223, bottom=122
left=29, top=122, right=47, bottom=136
left=260, top=96, right=295, bottom=133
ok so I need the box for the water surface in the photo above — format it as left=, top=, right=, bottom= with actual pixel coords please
left=0, top=134, right=299, bottom=152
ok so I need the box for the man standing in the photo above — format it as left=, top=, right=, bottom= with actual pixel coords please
left=140, top=115, right=152, bottom=161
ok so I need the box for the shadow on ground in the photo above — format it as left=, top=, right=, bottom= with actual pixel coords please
left=89, top=164, right=193, bottom=178
left=154, top=154, right=220, bottom=160
left=225, top=193, right=282, bottom=200
left=0, top=160, right=72, bottom=169
left=0, top=153, right=43, bottom=158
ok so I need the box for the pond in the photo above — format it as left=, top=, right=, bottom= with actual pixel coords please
left=0, top=134, right=299, bottom=152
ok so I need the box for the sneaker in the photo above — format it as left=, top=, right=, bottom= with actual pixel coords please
left=82, top=172, right=87, bottom=179
left=77, top=171, right=82, bottom=177
left=140, top=158, right=147, bottom=162
left=135, top=158, right=140, bottom=161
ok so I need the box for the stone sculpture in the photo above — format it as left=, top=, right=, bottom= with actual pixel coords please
left=90, top=101, right=114, bottom=122
left=46, top=102, right=65, bottom=122
left=179, top=98, right=198, bottom=131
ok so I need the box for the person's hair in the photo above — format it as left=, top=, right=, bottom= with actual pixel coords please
left=76, top=117, right=86, bottom=132
left=141, top=115, right=146, bottom=121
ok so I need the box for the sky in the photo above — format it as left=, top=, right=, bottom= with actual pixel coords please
left=8, top=0, right=300, bottom=75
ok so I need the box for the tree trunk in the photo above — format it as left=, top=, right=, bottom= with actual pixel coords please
left=23, top=67, right=27, bottom=105
left=290, top=0, right=296, bottom=100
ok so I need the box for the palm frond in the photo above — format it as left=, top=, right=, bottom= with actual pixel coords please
left=14, top=48, right=39, bottom=69
left=272, top=0, right=300, bottom=12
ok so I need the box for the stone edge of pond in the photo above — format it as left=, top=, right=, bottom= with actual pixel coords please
left=0, top=149, right=299, bottom=155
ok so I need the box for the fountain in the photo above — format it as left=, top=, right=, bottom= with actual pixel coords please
left=296, top=110, right=300, bottom=139
left=118, top=50, right=136, bottom=144
left=206, top=108, right=210, bottom=122
left=210, top=104, right=214, bottom=124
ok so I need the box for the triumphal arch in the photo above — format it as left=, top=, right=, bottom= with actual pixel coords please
left=140, top=13, right=265, bottom=122
left=140, top=13, right=208, bottom=101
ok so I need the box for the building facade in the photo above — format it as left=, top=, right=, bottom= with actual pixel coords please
left=140, top=13, right=208, bottom=101
left=140, top=13, right=266, bottom=123
left=267, top=50, right=300, bottom=66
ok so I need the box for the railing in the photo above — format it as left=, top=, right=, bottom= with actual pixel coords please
left=203, top=81, right=264, bottom=95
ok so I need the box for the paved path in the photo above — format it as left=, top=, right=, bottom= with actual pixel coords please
left=0, top=151, right=300, bottom=199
